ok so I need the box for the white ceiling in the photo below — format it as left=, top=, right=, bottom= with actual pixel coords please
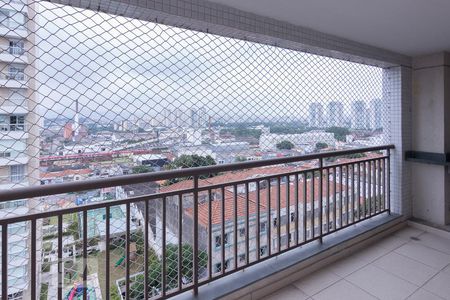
left=208, top=0, right=450, bottom=56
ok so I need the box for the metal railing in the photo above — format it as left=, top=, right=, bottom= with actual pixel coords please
left=0, top=145, right=393, bottom=300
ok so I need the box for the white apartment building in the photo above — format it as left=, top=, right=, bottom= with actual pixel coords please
left=0, top=0, right=40, bottom=299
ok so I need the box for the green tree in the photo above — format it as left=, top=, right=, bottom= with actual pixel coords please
left=166, top=155, right=217, bottom=184
left=325, top=127, right=350, bottom=142
left=235, top=156, right=247, bottom=162
left=276, top=140, right=295, bottom=150
left=132, top=165, right=153, bottom=174
left=129, top=244, right=208, bottom=298
left=315, top=142, right=328, bottom=150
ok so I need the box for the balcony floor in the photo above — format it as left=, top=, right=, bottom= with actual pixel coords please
left=262, top=226, right=450, bottom=300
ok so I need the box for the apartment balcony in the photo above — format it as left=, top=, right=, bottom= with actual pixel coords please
left=0, top=100, right=28, bottom=114
left=0, top=73, right=28, bottom=89
left=0, top=146, right=418, bottom=300
left=0, top=151, right=29, bottom=166
left=0, top=124, right=28, bottom=140
left=0, top=21, right=27, bottom=39
left=0, top=47, right=28, bottom=64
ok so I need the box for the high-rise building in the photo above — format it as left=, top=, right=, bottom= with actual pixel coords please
left=0, top=1, right=40, bottom=298
left=308, top=102, right=323, bottom=128
left=370, top=98, right=383, bottom=129
left=327, top=101, right=344, bottom=127
left=351, top=101, right=367, bottom=129
left=190, top=107, right=208, bottom=128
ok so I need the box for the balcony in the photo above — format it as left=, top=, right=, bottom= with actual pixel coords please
left=0, top=47, right=27, bottom=64
left=0, top=146, right=404, bottom=299
left=0, top=151, right=29, bottom=166
left=0, top=124, right=28, bottom=140
left=0, top=73, right=28, bottom=89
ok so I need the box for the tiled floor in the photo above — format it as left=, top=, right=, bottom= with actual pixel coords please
left=262, top=226, right=450, bottom=300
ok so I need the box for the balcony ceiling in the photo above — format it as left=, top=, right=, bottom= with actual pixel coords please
left=208, top=0, right=450, bottom=56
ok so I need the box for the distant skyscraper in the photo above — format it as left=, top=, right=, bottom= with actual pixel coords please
left=190, top=107, right=208, bottom=128
left=370, top=99, right=383, bottom=129
left=327, top=101, right=344, bottom=127
left=309, top=102, right=324, bottom=128
left=351, top=101, right=367, bottom=129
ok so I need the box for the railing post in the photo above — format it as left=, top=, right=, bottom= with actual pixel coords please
left=193, top=175, right=199, bottom=295
left=387, top=148, right=391, bottom=215
left=319, top=157, right=323, bottom=243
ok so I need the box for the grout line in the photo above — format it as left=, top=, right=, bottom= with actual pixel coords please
left=343, top=278, right=381, bottom=300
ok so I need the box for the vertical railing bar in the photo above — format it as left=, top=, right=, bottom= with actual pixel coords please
left=303, top=173, right=307, bottom=242
left=58, top=215, right=63, bottom=300
left=375, top=159, right=378, bottom=213
left=311, top=171, right=315, bottom=239
left=267, top=178, right=271, bottom=256
left=387, top=149, right=391, bottom=214
left=178, top=194, right=183, bottom=289
left=286, top=175, right=290, bottom=248
left=31, top=219, right=36, bottom=300
left=82, top=210, right=88, bottom=300
left=339, top=166, right=343, bottom=229
left=377, top=159, right=381, bottom=213
left=233, top=184, right=238, bottom=270
left=221, top=186, right=225, bottom=274
left=326, top=168, right=330, bottom=234
left=333, top=167, right=337, bottom=231
left=294, top=173, right=299, bottom=245
left=382, top=159, right=386, bottom=211
left=125, top=203, right=130, bottom=300
left=207, top=190, right=212, bottom=280
left=162, top=197, right=167, bottom=296
left=318, top=158, right=323, bottom=242
left=105, top=206, right=111, bottom=300
left=367, top=161, right=372, bottom=217
left=143, top=201, right=148, bottom=299
left=345, top=165, right=349, bottom=226
left=276, top=177, right=281, bottom=252
left=2, top=225, right=7, bottom=300
left=351, top=164, right=355, bottom=223
left=256, top=180, right=261, bottom=261
left=357, top=163, right=361, bottom=221
left=245, top=182, right=249, bottom=265
left=193, top=176, right=199, bottom=295
left=362, top=162, right=367, bottom=219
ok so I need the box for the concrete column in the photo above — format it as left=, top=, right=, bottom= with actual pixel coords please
left=411, top=52, right=450, bottom=226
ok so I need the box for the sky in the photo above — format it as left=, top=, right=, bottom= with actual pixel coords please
left=34, top=2, right=383, bottom=125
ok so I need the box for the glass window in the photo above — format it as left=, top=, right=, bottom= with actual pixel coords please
left=10, top=165, right=26, bottom=182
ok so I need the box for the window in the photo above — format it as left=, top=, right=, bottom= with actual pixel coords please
left=214, top=259, right=230, bottom=273
left=9, top=40, right=24, bottom=55
left=8, top=66, right=25, bottom=80
left=288, top=233, right=293, bottom=243
left=0, top=152, right=11, bottom=158
left=273, top=217, right=277, bottom=227
left=260, top=221, right=267, bottom=233
left=215, top=233, right=229, bottom=247
left=260, top=245, right=268, bottom=256
left=239, top=254, right=246, bottom=263
left=10, top=165, right=25, bottom=182
left=9, top=115, right=25, bottom=131
left=290, top=212, right=296, bottom=222
left=239, top=227, right=245, bottom=237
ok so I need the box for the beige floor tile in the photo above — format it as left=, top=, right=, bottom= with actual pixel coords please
left=377, top=235, right=408, bottom=251
left=261, top=284, right=309, bottom=300
left=412, top=232, right=450, bottom=255
left=393, top=227, right=425, bottom=240
left=352, top=243, right=391, bottom=263
left=423, top=272, right=450, bottom=300
left=327, top=256, right=369, bottom=277
left=312, top=280, right=377, bottom=300
left=347, top=265, right=417, bottom=300
left=394, top=243, right=450, bottom=269
left=407, top=289, right=444, bottom=300
left=374, top=252, right=439, bottom=286
left=293, top=268, right=341, bottom=296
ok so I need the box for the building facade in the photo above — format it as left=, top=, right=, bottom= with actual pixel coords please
left=0, top=1, right=40, bottom=298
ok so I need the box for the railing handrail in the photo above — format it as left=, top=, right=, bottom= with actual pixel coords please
left=0, top=144, right=394, bottom=202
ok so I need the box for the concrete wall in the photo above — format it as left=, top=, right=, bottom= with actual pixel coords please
left=411, top=52, right=450, bottom=225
